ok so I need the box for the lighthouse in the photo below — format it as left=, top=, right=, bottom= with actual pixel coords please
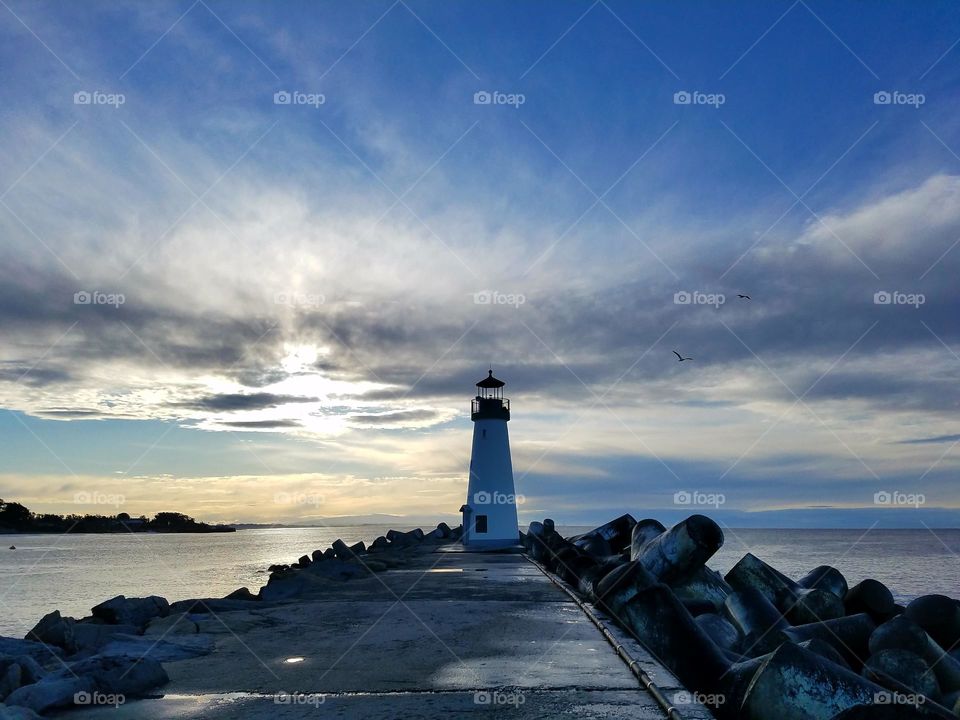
left=461, top=369, right=519, bottom=549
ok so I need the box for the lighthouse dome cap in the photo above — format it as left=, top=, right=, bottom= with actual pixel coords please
left=476, top=369, right=505, bottom=388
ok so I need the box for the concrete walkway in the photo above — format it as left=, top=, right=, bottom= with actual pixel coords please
left=61, top=546, right=710, bottom=719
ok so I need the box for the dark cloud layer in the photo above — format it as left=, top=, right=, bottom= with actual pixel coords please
left=898, top=433, right=960, bottom=445
left=219, top=419, right=302, bottom=429
left=0, top=366, right=72, bottom=387
left=1, top=174, right=959, bottom=430
left=172, top=393, right=318, bottom=412
left=347, top=409, right=440, bottom=426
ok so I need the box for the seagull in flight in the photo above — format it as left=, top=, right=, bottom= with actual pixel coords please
left=673, top=351, right=693, bottom=362
left=737, top=294, right=751, bottom=300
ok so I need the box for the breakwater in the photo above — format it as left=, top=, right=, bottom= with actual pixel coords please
left=527, top=513, right=960, bottom=719
left=0, top=523, right=462, bottom=716
left=2, top=515, right=958, bottom=719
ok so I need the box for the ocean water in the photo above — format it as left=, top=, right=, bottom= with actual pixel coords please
left=1, top=526, right=957, bottom=637
left=0, top=526, right=396, bottom=637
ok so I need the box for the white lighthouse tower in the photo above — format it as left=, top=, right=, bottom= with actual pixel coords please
left=461, top=369, right=519, bottom=549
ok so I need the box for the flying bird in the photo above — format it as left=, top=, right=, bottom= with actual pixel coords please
left=673, top=351, right=693, bottom=362
left=737, top=294, right=751, bottom=300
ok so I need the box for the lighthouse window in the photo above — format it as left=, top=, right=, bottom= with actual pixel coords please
left=475, top=515, right=488, bottom=533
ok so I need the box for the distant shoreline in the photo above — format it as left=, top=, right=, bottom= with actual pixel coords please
left=0, top=527, right=235, bottom=535
left=2, top=525, right=958, bottom=537
left=0, top=500, right=236, bottom=535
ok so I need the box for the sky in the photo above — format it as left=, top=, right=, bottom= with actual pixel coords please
left=1, top=0, right=959, bottom=527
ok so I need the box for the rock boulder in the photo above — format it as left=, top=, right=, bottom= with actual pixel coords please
left=4, top=676, right=93, bottom=714
left=144, top=614, right=198, bottom=636
left=0, top=662, right=22, bottom=701
left=71, top=623, right=140, bottom=654
left=0, top=639, right=60, bottom=665
left=24, top=612, right=75, bottom=653
left=66, top=653, right=168, bottom=696
left=224, top=587, right=258, bottom=602
left=0, top=703, right=42, bottom=719
left=91, top=596, right=169, bottom=629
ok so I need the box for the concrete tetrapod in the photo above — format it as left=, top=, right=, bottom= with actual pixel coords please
left=861, top=648, right=941, bottom=704
left=797, top=638, right=852, bottom=670
left=629, top=518, right=667, bottom=560
left=829, top=703, right=956, bottom=719
left=592, top=560, right=658, bottom=617
left=905, top=594, right=960, bottom=652
left=615, top=582, right=749, bottom=717
left=740, top=642, right=945, bottom=720
left=844, top=579, right=896, bottom=623
left=695, top=613, right=742, bottom=653
left=526, top=521, right=547, bottom=562
left=869, top=615, right=960, bottom=694
left=570, top=514, right=636, bottom=556
left=635, top=514, right=724, bottom=585
left=672, top=566, right=733, bottom=613
left=726, top=552, right=846, bottom=625
left=779, top=613, right=876, bottom=670
left=722, top=587, right=790, bottom=656
left=615, top=582, right=898, bottom=720
left=577, top=558, right=627, bottom=603
left=797, top=565, right=849, bottom=599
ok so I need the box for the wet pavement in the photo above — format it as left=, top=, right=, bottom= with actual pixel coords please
left=60, top=546, right=711, bottom=719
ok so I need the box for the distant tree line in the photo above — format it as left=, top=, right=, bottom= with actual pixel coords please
left=0, top=500, right=234, bottom=534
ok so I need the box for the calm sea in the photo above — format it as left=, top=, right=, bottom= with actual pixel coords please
left=1, top=526, right=957, bottom=637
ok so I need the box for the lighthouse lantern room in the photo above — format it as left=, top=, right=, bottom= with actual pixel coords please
left=461, top=369, right=519, bottom=549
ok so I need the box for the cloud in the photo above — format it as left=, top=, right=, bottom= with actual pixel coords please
left=172, top=392, right=318, bottom=412
left=898, top=433, right=960, bottom=445
left=32, top=409, right=122, bottom=419
left=0, top=365, right=72, bottom=387
left=1, top=3, right=959, bottom=523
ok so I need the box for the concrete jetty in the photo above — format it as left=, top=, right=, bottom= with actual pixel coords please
left=56, top=544, right=709, bottom=719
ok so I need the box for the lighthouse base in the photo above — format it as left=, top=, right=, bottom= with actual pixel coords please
left=440, top=542, right=524, bottom=553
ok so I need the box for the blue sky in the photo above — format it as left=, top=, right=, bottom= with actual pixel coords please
left=1, top=1, right=959, bottom=526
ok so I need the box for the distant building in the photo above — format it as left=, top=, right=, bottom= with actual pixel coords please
left=461, top=370, right=519, bottom=549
